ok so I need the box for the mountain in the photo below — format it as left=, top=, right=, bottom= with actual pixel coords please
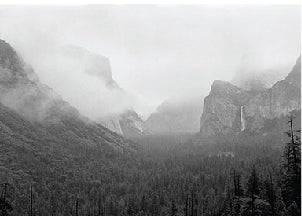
left=20, top=43, right=144, bottom=137
left=59, top=46, right=146, bottom=137
left=200, top=57, right=301, bottom=136
left=99, top=110, right=147, bottom=137
left=232, top=67, right=287, bottom=92
left=0, top=39, right=134, bottom=153
left=145, top=98, right=203, bottom=134
left=58, top=46, right=120, bottom=89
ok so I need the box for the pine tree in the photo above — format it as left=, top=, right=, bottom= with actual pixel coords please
left=191, top=193, right=194, bottom=216
left=263, top=174, right=276, bottom=216
left=281, top=115, right=301, bottom=209
left=275, top=189, right=286, bottom=216
left=171, top=200, right=177, bottom=216
left=247, top=166, right=260, bottom=216
left=0, top=183, right=13, bottom=216
left=75, top=198, right=79, bottom=216
left=127, top=197, right=137, bottom=216
left=140, top=194, right=147, bottom=212
left=30, top=185, right=33, bottom=216
left=233, top=170, right=243, bottom=197
left=185, top=194, right=188, bottom=216
left=229, top=170, right=244, bottom=215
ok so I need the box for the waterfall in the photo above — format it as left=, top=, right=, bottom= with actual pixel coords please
left=240, top=106, right=246, bottom=131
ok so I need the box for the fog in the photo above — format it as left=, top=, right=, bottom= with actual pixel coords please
left=0, top=5, right=300, bottom=118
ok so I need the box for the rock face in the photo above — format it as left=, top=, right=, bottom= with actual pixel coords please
left=200, top=57, right=301, bottom=136
left=99, top=110, right=146, bottom=137
left=145, top=98, right=203, bottom=134
left=0, top=39, right=133, bottom=152
left=200, top=81, right=251, bottom=136
left=58, top=46, right=145, bottom=137
left=59, top=46, right=119, bottom=89
left=26, top=44, right=144, bottom=137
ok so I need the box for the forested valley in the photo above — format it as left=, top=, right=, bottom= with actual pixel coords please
left=0, top=111, right=300, bottom=216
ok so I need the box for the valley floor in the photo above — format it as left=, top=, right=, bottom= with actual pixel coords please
left=0, top=118, right=300, bottom=216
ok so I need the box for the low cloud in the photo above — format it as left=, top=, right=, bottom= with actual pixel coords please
left=0, top=5, right=300, bottom=118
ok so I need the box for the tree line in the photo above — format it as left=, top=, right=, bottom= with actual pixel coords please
left=0, top=116, right=300, bottom=215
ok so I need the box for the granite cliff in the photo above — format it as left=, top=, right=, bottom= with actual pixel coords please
left=200, top=57, right=301, bottom=136
left=99, top=110, right=146, bottom=137
left=0, top=39, right=134, bottom=152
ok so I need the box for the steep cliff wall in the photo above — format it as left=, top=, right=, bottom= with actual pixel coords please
left=200, top=57, right=301, bottom=136
left=200, top=80, right=252, bottom=136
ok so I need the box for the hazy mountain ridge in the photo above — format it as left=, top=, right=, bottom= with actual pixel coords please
left=232, top=67, right=288, bottom=92
left=0, top=39, right=134, bottom=152
left=200, top=56, right=301, bottom=136
left=145, top=98, right=203, bottom=134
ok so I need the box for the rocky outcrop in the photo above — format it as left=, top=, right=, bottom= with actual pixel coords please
left=244, top=57, right=301, bottom=131
left=200, top=81, right=251, bottom=136
left=99, top=110, right=146, bottom=137
left=200, top=57, right=301, bottom=136
left=59, top=46, right=119, bottom=89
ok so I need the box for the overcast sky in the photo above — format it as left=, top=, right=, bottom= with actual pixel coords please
left=0, top=5, right=300, bottom=117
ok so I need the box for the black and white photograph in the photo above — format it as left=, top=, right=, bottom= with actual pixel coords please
left=0, top=2, right=300, bottom=215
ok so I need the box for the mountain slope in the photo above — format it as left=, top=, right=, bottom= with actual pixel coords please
left=0, top=39, right=134, bottom=152
left=145, top=98, right=203, bottom=134
left=200, top=57, right=301, bottom=136
left=18, top=43, right=144, bottom=137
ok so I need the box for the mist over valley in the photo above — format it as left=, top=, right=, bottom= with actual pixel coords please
left=0, top=5, right=300, bottom=216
